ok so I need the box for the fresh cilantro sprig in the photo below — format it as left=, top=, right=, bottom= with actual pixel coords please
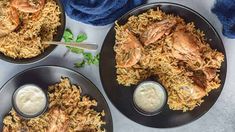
left=74, top=60, right=85, bottom=68
left=83, top=53, right=100, bottom=65
left=63, top=28, right=99, bottom=68
left=63, top=29, right=73, bottom=42
left=76, top=33, right=87, bottom=43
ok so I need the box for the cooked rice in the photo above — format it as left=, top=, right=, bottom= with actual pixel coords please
left=114, top=9, right=224, bottom=111
left=3, top=77, right=106, bottom=132
left=0, top=0, right=61, bottom=59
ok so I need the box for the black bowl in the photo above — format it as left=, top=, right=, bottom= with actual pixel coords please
left=0, top=0, right=66, bottom=64
left=0, top=66, right=113, bottom=131
left=12, top=84, right=49, bottom=119
left=99, top=2, right=227, bottom=128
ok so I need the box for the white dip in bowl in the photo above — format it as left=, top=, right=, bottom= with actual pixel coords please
left=13, top=84, right=47, bottom=118
left=133, top=81, right=167, bottom=115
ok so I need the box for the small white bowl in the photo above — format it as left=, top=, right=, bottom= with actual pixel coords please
left=133, top=81, right=168, bottom=116
left=12, top=84, right=48, bottom=119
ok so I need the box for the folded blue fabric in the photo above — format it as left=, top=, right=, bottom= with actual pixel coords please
left=211, top=0, right=235, bottom=39
left=61, top=0, right=146, bottom=26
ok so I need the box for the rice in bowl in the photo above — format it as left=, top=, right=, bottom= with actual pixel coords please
left=3, top=77, right=106, bottom=132
left=0, top=0, right=61, bottom=59
left=114, top=9, right=224, bottom=111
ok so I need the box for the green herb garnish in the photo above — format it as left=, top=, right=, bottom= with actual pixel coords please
left=74, top=60, right=86, bottom=68
left=76, top=33, right=87, bottom=43
left=63, top=29, right=73, bottom=42
left=63, top=29, right=99, bottom=68
left=92, top=54, right=100, bottom=65
left=83, top=53, right=93, bottom=64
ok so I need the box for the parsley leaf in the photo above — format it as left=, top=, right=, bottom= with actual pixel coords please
left=83, top=52, right=93, bottom=59
left=83, top=53, right=100, bottom=65
left=63, top=29, right=73, bottom=42
left=92, top=54, right=100, bottom=65
left=76, top=33, right=87, bottom=43
left=64, top=30, right=85, bottom=55
left=83, top=53, right=93, bottom=64
left=74, top=60, right=85, bottom=68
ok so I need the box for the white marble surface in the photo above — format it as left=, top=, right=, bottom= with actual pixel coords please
left=0, top=0, right=235, bottom=132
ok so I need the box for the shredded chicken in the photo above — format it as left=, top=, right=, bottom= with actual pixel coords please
left=11, top=0, right=45, bottom=13
left=47, top=108, right=68, bottom=132
left=203, top=67, right=217, bottom=80
left=172, top=29, right=202, bottom=61
left=179, top=85, right=206, bottom=100
left=171, top=29, right=218, bottom=95
left=0, top=1, right=19, bottom=37
left=141, top=19, right=176, bottom=46
left=116, top=29, right=142, bottom=68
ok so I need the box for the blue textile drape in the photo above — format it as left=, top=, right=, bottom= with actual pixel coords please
left=61, top=0, right=146, bottom=26
left=212, top=0, right=235, bottom=39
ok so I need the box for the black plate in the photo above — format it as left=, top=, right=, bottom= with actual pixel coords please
left=0, top=66, right=113, bottom=131
left=0, top=0, right=66, bottom=64
left=100, top=2, right=227, bottom=128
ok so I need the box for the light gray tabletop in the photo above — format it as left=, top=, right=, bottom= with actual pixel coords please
left=0, top=0, right=234, bottom=132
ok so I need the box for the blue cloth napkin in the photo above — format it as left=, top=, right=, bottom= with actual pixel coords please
left=212, top=0, right=235, bottom=39
left=61, top=0, right=146, bottom=26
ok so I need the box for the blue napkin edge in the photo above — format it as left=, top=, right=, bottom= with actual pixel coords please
left=211, top=0, right=235, bottom=39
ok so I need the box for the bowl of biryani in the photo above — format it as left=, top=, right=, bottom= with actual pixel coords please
left=0, top=0, right=65, bottom=64
left=0, top=66, right=113, bottom=131
left=100, top=2, right=227, bottom=128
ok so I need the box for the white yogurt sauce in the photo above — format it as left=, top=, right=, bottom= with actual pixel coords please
left=133, top=82, right=166, bottom=113
left=15, top=85, right=46, bottom=116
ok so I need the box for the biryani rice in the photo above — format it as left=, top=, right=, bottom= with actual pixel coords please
left=3, top=78, right=106, bottom=132
left=114, top=9, right=224, bottom=111
left=0, top=0, right=61, bottom=59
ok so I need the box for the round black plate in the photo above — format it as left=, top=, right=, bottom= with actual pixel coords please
left=100, top=2, right=227, bottom=128
left=0, top=0, right=66, bottom=64
left=0, top=66, right=113, bottom=131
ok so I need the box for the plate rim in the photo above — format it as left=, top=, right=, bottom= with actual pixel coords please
left=0, top=65, right=113, bottom=131
left=99, top=2, right=227, bottom=128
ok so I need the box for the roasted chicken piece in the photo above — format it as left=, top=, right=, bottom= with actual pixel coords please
left=0, top=3, right=19, bottom=37
left=190, top=68, right=216, bottom=88
left=47, top=108, right=68, bottom=132
left=140, top=19, right=176, bottom=46
left=191, top=76, right=206, bottom=89
left=177, top=70, right=208, bottom=100
left=192, top=70, right=208, bottom=88
left=183, top=67, right=216, bottom=100
left=203, top=67, right=217, bottom=80
left=11, top=0, right=45, bottom=13
left=172, top=29, right=202, bottom=62
left=179, top=84, right=206, bottom=100
left=116, top=29, right=142, bottom=68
